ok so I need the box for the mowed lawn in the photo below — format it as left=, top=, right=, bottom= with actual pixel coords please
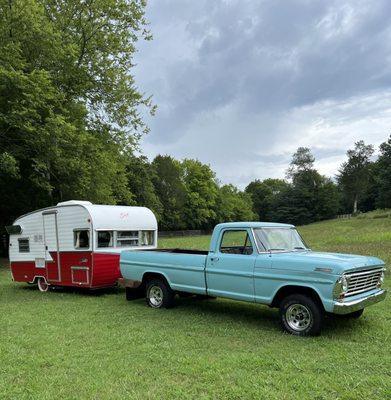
left=1, top=216, right=390, bottom=399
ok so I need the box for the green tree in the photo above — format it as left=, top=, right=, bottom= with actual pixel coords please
left=125, top=155, right=163, bottom=219
left=376, top=135, right=391, bottom=208
left=245, top=178, right=289, bottom=220
left=151, top=155, right=186, bottom=230
left=181, top=159, right=218, bottom=230
left=0, top=0, right=152, bottom=230
left=269, top=148, right=340, bottom=225
left=337, top=140, right=374, bottom=213
left=215, top=185, right=256, bottom=223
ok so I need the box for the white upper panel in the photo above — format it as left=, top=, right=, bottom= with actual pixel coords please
left=83, top=204, right=157, bottom=231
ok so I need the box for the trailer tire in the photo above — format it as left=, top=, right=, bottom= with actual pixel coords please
left=146, top=279, right=175, bottom=309
left=37, top=277, right=49, bottom=292
left=280, top=294, right=323, bottom=336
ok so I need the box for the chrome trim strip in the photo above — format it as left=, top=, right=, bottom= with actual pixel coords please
left=333, top=289, right=387, bottom=314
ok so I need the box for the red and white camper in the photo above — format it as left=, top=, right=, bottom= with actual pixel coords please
left=7, top=200, right=157, bottom=291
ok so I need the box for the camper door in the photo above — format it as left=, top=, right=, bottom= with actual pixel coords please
left=42, top=211, right=61, bottom=282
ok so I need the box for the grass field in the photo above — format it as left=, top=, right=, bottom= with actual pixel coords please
left=1, top=215, right=390, bottom=399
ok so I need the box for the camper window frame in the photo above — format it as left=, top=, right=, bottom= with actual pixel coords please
left=96, top=230, right=114, bottom=248
left=18, top=238, right=30, bottom=253
left=73, top=229, right=91, bottom=250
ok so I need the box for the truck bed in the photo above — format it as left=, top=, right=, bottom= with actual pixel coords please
left=120, top=248, right=209, bottom=295
left=141, top=248, right=209, bottom=255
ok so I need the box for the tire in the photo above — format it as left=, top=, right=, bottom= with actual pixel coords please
left=125, top=286, right=144, bottom=301
left=37, top=277, right=49, bottom=292
left=146, top=279, right=175, bottom=309
left=280, top=294, right=323, bottom=336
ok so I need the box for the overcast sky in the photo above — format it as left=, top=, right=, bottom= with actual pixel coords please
left=134, top=0, right=391, bottom=188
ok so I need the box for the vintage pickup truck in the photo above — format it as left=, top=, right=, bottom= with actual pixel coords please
left=120, top=222, right=387, bottom=336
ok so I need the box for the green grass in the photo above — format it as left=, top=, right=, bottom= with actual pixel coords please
left=1, top=216, right=390, bottom=399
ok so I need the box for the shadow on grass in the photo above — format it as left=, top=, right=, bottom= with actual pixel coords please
left=130, top=295, right=370, bottom=338
left=16, top=282, right=123, bottom=297
left=12, top=282, right=369, bottom=338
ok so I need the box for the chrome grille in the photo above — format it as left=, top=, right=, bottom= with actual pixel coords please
left=345, top=268, right=383, bottom=297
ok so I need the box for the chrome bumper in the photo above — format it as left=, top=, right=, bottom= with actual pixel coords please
left=333, top=289, right=387, bottom=314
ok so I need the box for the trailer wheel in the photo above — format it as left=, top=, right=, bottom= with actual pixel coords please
left=37, top=278, right=49, bottom=292
left=146, top=279, right=175, bottom=309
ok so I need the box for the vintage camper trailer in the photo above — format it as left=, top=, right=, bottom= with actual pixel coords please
left=7, top=200, right=157, bottom=291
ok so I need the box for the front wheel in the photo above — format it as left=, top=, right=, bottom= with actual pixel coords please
left=280, top=294, right=323, bottom=336
left=146, top=279, right=175, bottom=309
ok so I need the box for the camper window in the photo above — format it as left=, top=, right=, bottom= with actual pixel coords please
left=97, top=231, right=113, bottom=248
left=74, top=230, right=90, bottom=249
left=116, top=231, right=139, bottom=247
left=140, top=231, right=154, bottom=246
left=18, top=238, right=30, bottom=253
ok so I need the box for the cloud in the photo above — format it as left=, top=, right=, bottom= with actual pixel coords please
left=134, top=0, right=391, bottom=188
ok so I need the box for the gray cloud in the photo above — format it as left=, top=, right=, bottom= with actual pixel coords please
left=134, top=0, right=391, bottom=187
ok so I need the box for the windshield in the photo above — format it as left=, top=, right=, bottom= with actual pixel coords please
left=254, top=228, right=308, bottom=252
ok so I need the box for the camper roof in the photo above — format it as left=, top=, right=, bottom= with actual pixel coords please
left=14, top=201, right=157, bottom=231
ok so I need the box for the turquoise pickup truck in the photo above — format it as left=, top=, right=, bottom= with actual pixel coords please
left=120, top=222, right=387, bottom=336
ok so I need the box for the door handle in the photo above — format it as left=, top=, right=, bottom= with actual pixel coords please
left=210, top=257, right=219, bottom=262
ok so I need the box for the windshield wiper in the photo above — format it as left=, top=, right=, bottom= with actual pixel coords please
left=294, top=246, right=306, bottom=250
left=268, top=248, right=286, bottom=251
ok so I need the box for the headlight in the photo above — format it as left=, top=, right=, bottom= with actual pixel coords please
left=333, top=275, right=348, bottom=299
left=378, top=270, right=385, bottom=287
left=341, top=275, right=348, bottom=293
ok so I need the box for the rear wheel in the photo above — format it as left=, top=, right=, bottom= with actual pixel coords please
left=146, top=279, right=175, bottom=309
left=37, top=277, right=49, bottom=292
left=280, top=294, right=323, bottom=336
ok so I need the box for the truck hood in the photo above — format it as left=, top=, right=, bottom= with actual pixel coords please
left=271, top=250, right=385, bottom=275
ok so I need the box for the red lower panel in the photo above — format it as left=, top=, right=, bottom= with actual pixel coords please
left=59, top=251, right=92, bottom=286
left=11, top=252, right=121, bottom=289
left=11, top=262, right=46, bottom=283
left=92, top=253, right=121, bottom=287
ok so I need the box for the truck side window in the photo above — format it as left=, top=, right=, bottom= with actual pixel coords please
left=74, top=230, right=90, bottom=249
left=220, top=230, right=253, bottom=255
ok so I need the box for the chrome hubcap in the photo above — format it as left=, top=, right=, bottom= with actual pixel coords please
left=148, top=285, right=163, bottom=307
left=286, top=304, right=311, bottom=331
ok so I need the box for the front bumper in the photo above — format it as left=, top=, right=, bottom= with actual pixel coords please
left=333, top=289, right=387, bottom=314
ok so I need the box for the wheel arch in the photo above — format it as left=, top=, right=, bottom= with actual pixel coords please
left=142, top=271, right=172, bottom=288
left=271, top=284, right=325, bottom=311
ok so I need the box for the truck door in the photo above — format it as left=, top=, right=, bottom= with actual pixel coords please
left=205, top=229, right=256, bottom=301
left=42, top=211, right=61, bottom=282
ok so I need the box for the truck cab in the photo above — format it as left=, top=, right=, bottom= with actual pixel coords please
left=120, top=222, right=387, bottom=336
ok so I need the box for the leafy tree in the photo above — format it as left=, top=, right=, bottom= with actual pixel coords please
left=181, top=159, right=218, bottom=229
left=269, top=148, right=340, bottom=225
left=245, top=178, right=289, bottom=220
left=0, top=0, right=152, bottom=232
left=214, top=185, right=256, bottom=223
left=375, top=135, right=391, bottom=208
left=286, top=147, right=315, bottom=179
left=337, top=140, right=374, bottom=213
left=125, top=155, right=163, bottom=219
left=151, top=155, right=186, bottom=230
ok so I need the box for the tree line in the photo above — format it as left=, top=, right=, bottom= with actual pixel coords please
left=246, top=138, right=391, bottom=226
left=0, top=1, right=390, bottom=239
